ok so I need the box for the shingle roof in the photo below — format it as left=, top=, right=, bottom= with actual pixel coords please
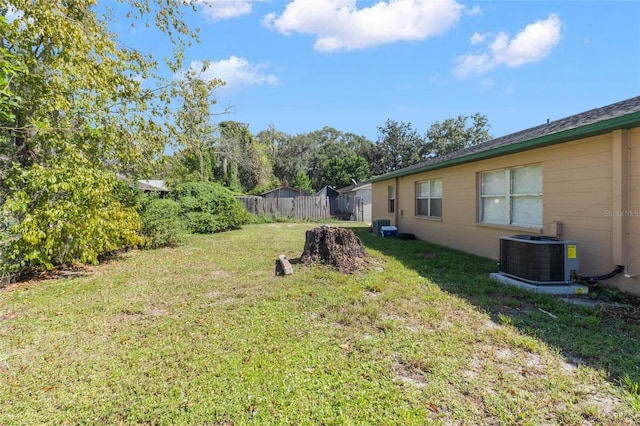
left=370, top=95, right=640, bottom=182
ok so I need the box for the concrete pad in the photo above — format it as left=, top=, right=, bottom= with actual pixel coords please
left=489, top=273, right=589, bottom=295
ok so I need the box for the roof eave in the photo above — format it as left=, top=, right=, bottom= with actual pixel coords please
left=370, top=110, right=640, bottom=183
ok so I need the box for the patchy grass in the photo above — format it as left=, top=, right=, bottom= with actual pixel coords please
left=1, top=223, right=639, bottom=425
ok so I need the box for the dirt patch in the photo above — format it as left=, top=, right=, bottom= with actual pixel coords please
left=393, top=358, right=429, bottom=388
left=0, top=265, right=90, bottom=292
left=0, top=312, right=18, bottom=322
left=210, top=270, right=229, bottom=278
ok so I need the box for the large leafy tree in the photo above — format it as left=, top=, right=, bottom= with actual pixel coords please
left=216, top=121, right=274, bottom=193
left=306, top=127, right=358, bottom=189
left=321, top=155, right=370, bottom=188
left=168, top=73, right=225, bottom=183
left=258, top=125, right=374, bottom=190
left=270, top=132, right=317, bottom=187
left=373, top=119, right=426, bottom=175
left=0, top=16, right=18, bottom=125
left=0, top=0, right=199, bottom=273
left=425, top=113, right=492, bottom=157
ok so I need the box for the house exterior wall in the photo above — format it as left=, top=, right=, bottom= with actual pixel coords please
left=371, top=128, right=640, bottom=295
left=356, top=187, right=372, bottom=223
left=336, top=186, right=371, bottom=222
left=625, top=128, right=640, bottom=293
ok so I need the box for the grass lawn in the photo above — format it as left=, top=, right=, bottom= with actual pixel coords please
left=1, top=222, right=639, bottom=425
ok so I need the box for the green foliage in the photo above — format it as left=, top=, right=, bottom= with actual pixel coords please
left=140, top=198, right=185, bottom=248
left=171, top=181, right=251, bottom=234
left=271, top=132, right=317, bottom=186
left=374, top=119, right=426, bottom=174
left=0, top=0, right=204, bottom=273
left=321, top=155, right=370, bottom=188
left=168, top=74, right=223, bottom=183
left=0, top=157, right=143, bottom=273
left=215, top=121, right=274, bottom=193
left=267, top=126, right=376, bottom=189
left=425, top=113, right=492, bottom=157
left=184, top=211, right=223, bottom=234
left=292, top=170, right=313, bottom=193
left=0, top=16, right=21, bottom=124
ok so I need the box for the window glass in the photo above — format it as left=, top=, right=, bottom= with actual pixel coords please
left=430, top=198, right=443, bottom=217
left=416, top=179, right=442, bottom=217
left=430, top=179, right=442, bottom=197
left=417, top=181, right=430, bottom=197
left=388, top=185, right=395, bottom=213
left=481, top=170, right=506, bottom=196
left=512, top=196, right=542, bottom=226
left=479, top=165, right=542, bottom=228
left=416, top=199, right=429, bottom=216
left=512, top=165, right=542, bottom=194
left=482, top=197, right=507, bottom=223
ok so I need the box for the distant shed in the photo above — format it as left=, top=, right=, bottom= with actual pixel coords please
left=262, top=186, right=311, bottom=198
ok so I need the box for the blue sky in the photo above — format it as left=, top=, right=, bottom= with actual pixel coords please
left=106, top=1, right=640, bottom=141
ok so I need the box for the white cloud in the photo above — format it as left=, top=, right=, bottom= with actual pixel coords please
left=453, top=13, right=562, bottom=79
left=465, top=5, right=482, bottom=16
left=196, top=0, right=261, bottom=21
left=263, top=0, right=464, bottom=52
left=470, top=32, right=485, bottom=45
left=181, top=57, right=279, bottom=90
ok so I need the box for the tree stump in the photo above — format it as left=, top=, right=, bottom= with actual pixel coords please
left=300, top=226, right=370, bottom=273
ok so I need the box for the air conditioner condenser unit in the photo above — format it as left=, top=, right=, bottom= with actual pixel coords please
left=499, top=235, right=579, bottom=285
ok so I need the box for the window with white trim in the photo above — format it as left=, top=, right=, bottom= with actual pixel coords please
left=416, top=179, right=442, bottom=218
left=479, top=164, right=542, bottom=227
left=388, top=185, right=395, bottom=213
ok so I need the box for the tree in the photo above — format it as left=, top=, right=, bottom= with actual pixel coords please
left=0, top=16, right=19, bottom=125
left=255, top=124, right=287, bottom=167
left=322, top=155, right=370, bottom=188
left=270, top=132, right=316, bottom=187
left=292, top=170, right=313, bottom=193
left=0, top=0, right=200, bottom=273
left=169, top=73, right=225, bottom=183
left=306, top=127, right=356, bottom=189
left=257, top=125, right=375, bottom=190
left=373, top=119, right=426, bottom=175
left=216, top=121, right=274, bottom=193
left=425, top=113, right=492, bottom=157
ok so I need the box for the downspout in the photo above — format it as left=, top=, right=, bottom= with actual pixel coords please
left=395, top=176, right=400, bottom=227
left=611, top=129, right=631, bottom=273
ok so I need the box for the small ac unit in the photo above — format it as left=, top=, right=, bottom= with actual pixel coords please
left=372, top=219, right=391, bottom=236
left=499, top=235, right=579, bottom=285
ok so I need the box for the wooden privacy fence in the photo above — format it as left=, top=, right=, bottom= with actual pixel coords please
left=237, top=196, right=330, bottom=220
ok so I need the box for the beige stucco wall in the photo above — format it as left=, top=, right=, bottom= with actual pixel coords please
left=371, top=128, right=640, bottom=295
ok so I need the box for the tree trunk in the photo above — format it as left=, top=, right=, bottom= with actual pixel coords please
left=300, top=226, right=370, bottom=274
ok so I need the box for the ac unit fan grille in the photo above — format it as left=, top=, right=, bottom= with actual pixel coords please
left=500, top=240, right=565, bottom=282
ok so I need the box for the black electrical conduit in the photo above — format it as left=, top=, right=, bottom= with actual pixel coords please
left=576, top=265, right=625, bottom=286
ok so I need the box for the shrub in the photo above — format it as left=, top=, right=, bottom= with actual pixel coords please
left=140, top=198, right=185, bottom=248
left=0, top=160, right=143, bottom=273
left=172, top=181, right=251, bottom=234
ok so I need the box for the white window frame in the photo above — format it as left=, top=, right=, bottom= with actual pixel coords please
left=388, top=185, right=395, bottom=213
left=479, top=164, right=542, bottom=228
left=415, top=178, right=442, bottom=218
